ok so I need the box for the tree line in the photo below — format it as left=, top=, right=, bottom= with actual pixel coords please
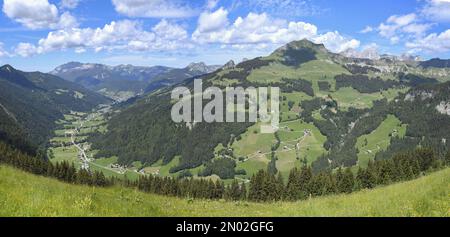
left=0, top=141, right=109, bottom=187
left=1, top=140, right=449, bottom=203
left=247, top=147, right=448, bottom=202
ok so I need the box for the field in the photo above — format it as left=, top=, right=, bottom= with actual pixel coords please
left=231, top=119, right=326, bottom=179
left=0, top=165, right=448, bottom=217
left=355, top=115, right=407, bottom=167
left=324, top=87, right=408, bottom=111
left=246, top=60, right=348, bottom=94
left=48, top=110, right=141, bottom=181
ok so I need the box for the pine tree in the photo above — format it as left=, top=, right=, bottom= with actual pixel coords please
left=336, top=167, right=344, bottom=193
left=356, top=167, right=366, bottom=190
left=341, top=167, right=354, bottom=193
left=285, top=168, right=300, bottom=200
left=299, top=166, right=312, bottom=199
left=248, top=171, right=264, bottom=202
left=414, top=147, right=435, bottom=172
left=446, top=151, right=450, bottom=166
left=240, top=182, right=247, bottom=200
left=366, top=160, right=377, bottom=188
left=267, top=153, right=278, bottom=175
left=275, top=172, right=285, bottom=201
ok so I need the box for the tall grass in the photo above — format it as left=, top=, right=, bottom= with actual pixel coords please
left=0, top=165, right=448, bottom=217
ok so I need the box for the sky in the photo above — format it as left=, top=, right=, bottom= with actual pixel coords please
left=0, top=0, right=449, bottom=72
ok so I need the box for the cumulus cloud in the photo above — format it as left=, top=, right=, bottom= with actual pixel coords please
left=313, top=31, right=360, bottom=53
left=360, top=26, right=373, bottom=33
left=15, top=19, right=191, bottom=57
left=406, top=29, right=450, bottom=53
left=237, top=0, right=322, bottom=17
left=0, top=42, right=10, bottom=57
left=192, top=10, right=358, bottom=53
left=342, top=43, right=380, bottom=60
left=2, top=0, right=78, bottom=30
left=193, top=12, right=317, bottom=45
left=421, top=0, right=450, bottom=22
left=376, top=13, right=433, bottom=45
left=378, top=13, right=417, bottom=38
left=14, top=42, right=39, bottom=57
left=112, top=0, right=198, bottom=18
left=197, top=7, right=229, bottom=33
left=60, top=0, right=80, bottom=9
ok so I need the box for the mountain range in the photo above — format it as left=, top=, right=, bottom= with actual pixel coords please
left=51, top=62, right=222, bottom=101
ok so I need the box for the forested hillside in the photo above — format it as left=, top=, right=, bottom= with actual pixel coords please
left=0, top=65, right=110, bottom=154
left=90, top=39, right=450, bottom=179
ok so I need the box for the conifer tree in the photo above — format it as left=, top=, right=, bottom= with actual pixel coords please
left=299, top=166, right=312, bottom=199
left=267, top=153, right=278, bottom=176
left=446, top=151, right=450, bottom=166
left=240, top=182, right=247, bottom=200
left=341, top=167, right=354, bottom=193
left=285, top=168, right=300, bottom=200
left=275, top=172, right=285, bottom=201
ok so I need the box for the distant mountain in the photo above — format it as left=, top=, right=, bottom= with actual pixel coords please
left=0, top=64, right=110, bottom=153
left=186, top=62, right=222, bottom=74
left=51, top=62, right=221, bottom=101
left=222, top=60, right=236, bottom=70
left=143, top=62, right=221, bottom=93
left=420, top=58, right=450, bottom=68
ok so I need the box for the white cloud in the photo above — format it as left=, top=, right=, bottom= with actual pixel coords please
left=58, top=12, right=79, bottom=29
left=197, top=7, right=229, bottom=33
left=129, top=20, right=192, bottom=51
left=406, top=29, right=450, bottom=53
left=15, top=19, right=190, bottom=57
left=390, top=36, right=400, bottom=44
left=2, top=0, right=78, bottom=30
left=111, top=0, right=198, bottom=18
left=376, top=13, right=433, bottom=45
left=0, top=42, right=10, bottom=57
left=312, top=31, right=360, bottom=53
left=378, top=13, right=417, bottom=37
left=421, top=0, right=450, bottom=22
left=193, top=12, right=317, bottom=45
left=360, top=26, right=373, bottom=33
left=342, top=43, right=380, bottom=60
left=14, top=42, right=40, bottom=57
left=387, top=13, right=417, bottom=26
left=238, top=0, right=322, bottom=17
left=192, top=11, right=358, bottom=53
left=205, top=0, right=219, bottom=10
left=60, top=0, right=80, bottom=9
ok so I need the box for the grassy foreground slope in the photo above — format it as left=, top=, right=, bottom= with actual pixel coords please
left=1, top=165, right=449, bottom=217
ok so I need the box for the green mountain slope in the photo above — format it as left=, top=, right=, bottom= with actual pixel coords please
left=0, top=65, right=111, bottom=153
left=89, top=40, right=450, bottom=179
left=0, top=164, right=448, bottom=217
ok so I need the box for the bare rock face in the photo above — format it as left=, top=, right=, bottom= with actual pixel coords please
left=405, top=90, right=435, bottom=102
left=436, top=101, right=450, bottom=116
left=222, top=60, right=236, bottom=70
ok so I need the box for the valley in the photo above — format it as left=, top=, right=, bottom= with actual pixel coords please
left=48, top=108, right=141, bottom=180
left=41, top=40, right=450, bottom=184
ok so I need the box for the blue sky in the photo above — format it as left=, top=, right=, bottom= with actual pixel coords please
left=0, top=0, right=449, bottom=72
